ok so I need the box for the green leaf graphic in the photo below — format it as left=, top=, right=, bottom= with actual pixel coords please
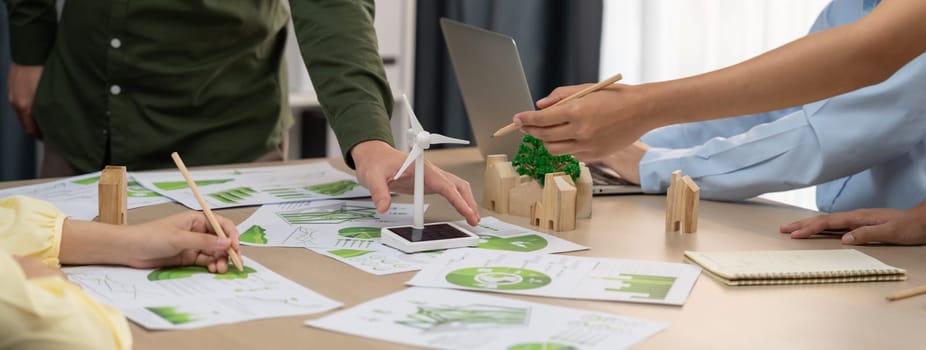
left=147, top=265, right=256, bottom=281
left=240, top=225, right=269, bottom=244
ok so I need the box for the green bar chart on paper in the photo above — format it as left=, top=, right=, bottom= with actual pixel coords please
left=207, top=187, right=258, bottom=204
left=396, top=303, right=529, bottom=331
left=153, top=178, right=234, bottom=191
left=601, top=274, right=677, bottom=301
left=407, top=249, right=701, bottom=306
left=130, top=163, right=372, bottom=210
left=278, top=205, right=378, bottom=224
left=146, top=306, right=199, bottom=325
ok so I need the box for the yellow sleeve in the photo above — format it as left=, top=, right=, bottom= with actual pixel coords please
left=0, top=252, right=133, bottom=350
left=0, top=195, right=67, bottom=267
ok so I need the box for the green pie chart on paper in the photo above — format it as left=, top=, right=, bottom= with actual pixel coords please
left=478, top=234, right=549, bottom=252
left=446, top=267, right=552, bottom=290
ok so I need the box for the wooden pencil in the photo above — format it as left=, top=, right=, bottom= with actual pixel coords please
left=492, top=73, right=623, bottom=137
left=170, top=152, right=245, bottom=272
left=886, top=284, right=926, bottom=302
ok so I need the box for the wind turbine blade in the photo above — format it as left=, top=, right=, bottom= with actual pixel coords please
left=429, top=133, right=470, bottom=145
left=402, top=94, right=424, bottom=133
left=393, top=145, right=422, bottom=181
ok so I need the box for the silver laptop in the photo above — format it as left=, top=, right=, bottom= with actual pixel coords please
left=440, top=18, right=641, bottom=195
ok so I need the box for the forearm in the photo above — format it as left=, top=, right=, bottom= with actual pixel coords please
left=289, top=0, right=394, bottom=168
left=912, top=200, right=926, bottom=230
left=638, top=113, right=820, bottom=199
left=59, top=219, right=132, bottom=266
left=643, top=0, right=926, bottom=128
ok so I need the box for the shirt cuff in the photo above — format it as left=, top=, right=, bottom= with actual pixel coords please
left=0, top=196, right=67, bottom=267
left=9, top=22, right=57, bottom=65
left=639, top=148, right=685, bottom=194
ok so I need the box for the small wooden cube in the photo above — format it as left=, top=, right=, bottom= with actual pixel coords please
left=99, top=165, right=128, bottom=225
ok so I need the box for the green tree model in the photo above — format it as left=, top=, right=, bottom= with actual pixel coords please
left=511, top=135, right=580, bottom=186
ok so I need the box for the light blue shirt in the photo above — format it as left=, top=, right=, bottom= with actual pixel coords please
left=639, top=0, right=926, bottom=212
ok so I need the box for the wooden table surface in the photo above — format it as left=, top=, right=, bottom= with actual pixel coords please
left=5, top=147, right=924, bottom=349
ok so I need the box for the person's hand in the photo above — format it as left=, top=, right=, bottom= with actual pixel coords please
left=7, top=63, right=44, bottom=139
left=350, top=140, right=480, bottom=226
left=780, top=203, right=926, bottom=245
left=13, top=255, right=66, bottom=280
left=513, top=83, right=658, bottom=162
left=120, top=212, right=241, bottom=272
left=596, top=141, right=649, bottom=185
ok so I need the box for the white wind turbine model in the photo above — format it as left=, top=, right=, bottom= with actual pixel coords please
left=380, top=95, right=480, bottom=253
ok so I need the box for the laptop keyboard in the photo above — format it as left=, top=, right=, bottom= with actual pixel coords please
left=589, top=164, right=634, bottom=186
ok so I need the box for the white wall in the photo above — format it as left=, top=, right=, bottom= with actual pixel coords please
left=600, top=0, right=830, bottom=210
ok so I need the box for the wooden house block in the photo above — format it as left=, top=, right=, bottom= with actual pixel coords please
left=530, top=172, right=576, bottom=232
left=681, top=176, right=700, bottom=232
left=508, top=175, right=542, bottom=217
left=664, top=170, right=681, bottom=232
left=575, top=162, right=592, bottom=219
left=665, top=170, right=699, bottom=233
left=482, top=154, right=518, bottom=214
left=99, top=165, right=128, bottom=225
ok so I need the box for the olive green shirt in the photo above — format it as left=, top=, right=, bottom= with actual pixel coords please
left=7, top=0, right=394, bottom=171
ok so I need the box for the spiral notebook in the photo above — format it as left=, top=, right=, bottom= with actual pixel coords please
left=684, top=249, right=906, bottom=286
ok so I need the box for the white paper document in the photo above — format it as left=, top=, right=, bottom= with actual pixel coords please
left=408, top=249, right=701, bottom=305
left=63, top=256, right=341, bottom=330
left=0, top=172, right=172, bottom=220
left=306, top=215, right=591, bottom=274
left=311, top=244, right=445, bottom=275
left=132, top=162, right=370, bottom=210
left=237, top=200, right=421, bottom=248
left=237, top=202, right=588, bottom=275
left=306, top=287, right=667, bottom=350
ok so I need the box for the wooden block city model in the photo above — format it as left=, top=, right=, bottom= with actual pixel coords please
left=483, top=135, right=592, bottom=232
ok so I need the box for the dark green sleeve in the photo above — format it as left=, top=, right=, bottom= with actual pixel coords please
left=5, top=0, right=58, bottom=65
left=289, top=0, right=395, bottom=169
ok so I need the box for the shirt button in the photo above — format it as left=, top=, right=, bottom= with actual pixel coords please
left=102, top=129, right=109, bottom=135
left=110, top=85, right=121, bottom=95
left=110, top=38, right=122, bottom=49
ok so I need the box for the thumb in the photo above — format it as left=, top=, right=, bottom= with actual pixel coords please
left=536, top=87, right=572, bottom=109
left=514, top=108, right=561, bottom=128
left=171, top=231, right=232, bottom=252
left=536, top=85, right=587, bottom=108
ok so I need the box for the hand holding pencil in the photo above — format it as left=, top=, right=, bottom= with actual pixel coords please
left=510, top=73, right=659, bottom=162
left=170, top=152, right=245, bottom=271
left=494, top=73, right=623, bottom=137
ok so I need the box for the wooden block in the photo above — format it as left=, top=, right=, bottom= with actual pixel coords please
left=99, top=165, right=128, bottom=225
left=665, top=170, right=682, bottom=232
left=681, top=176, right=700, bottom=233
left=508, top=175, right=542, bottom=217
left=551, top=175, right=577, bottom=231
left=535, top=172, right=577, bottom=232
left=575, top=163, right=593, bottom=219
left=530, top=201, right=542, bottom=227
left=482, top=154, right=518, bottom=214
left=673, top=175, right=685, bottom=231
